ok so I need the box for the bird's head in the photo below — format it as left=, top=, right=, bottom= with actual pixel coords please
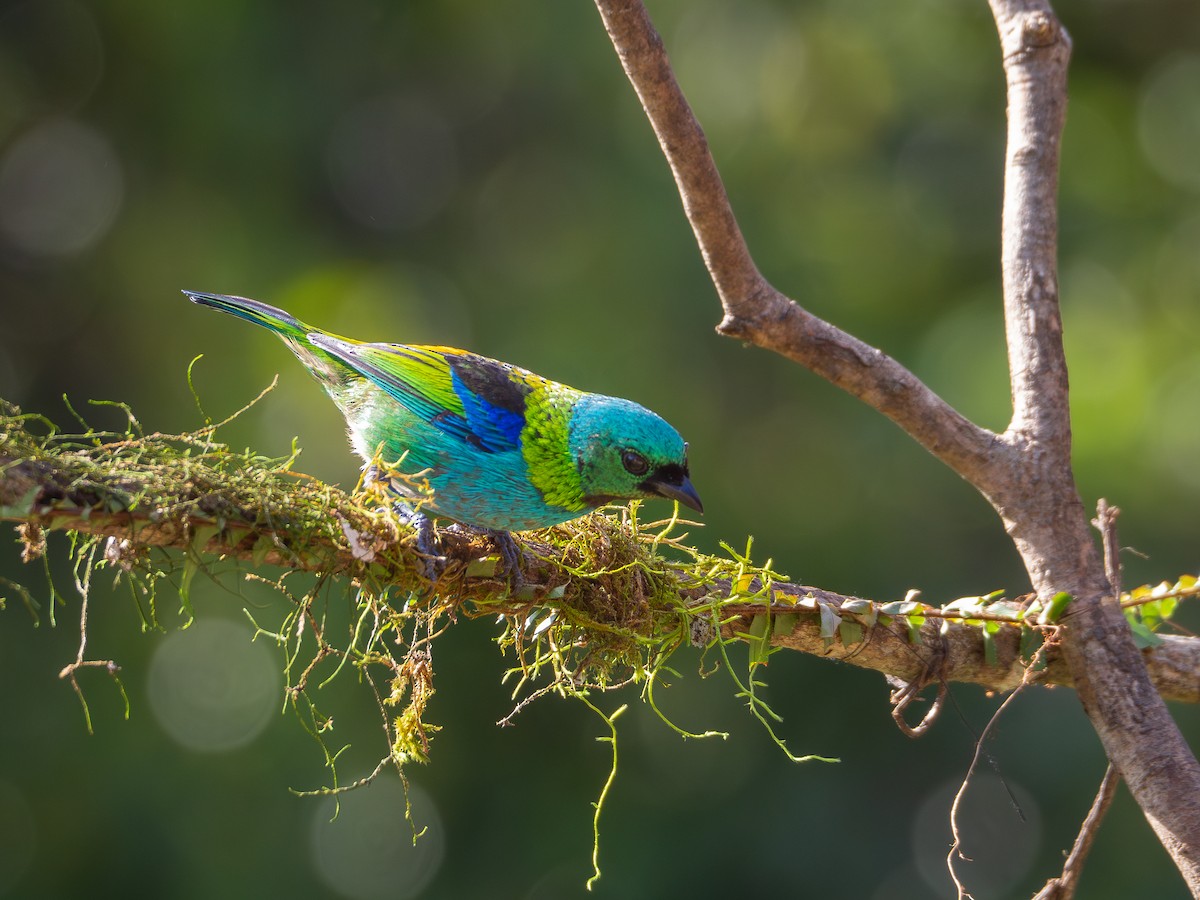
left=568, top=395, right=702, bottom=514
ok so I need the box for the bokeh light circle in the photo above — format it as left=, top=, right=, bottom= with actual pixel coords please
left=0, top=780, right=36, bottom=896
left=1139, top=54, right=1200, bottom=192
left=1153, top=358, right=1200, bottom=491
left=0, top=117, right=123, bottom=257
left=912, top=774, right=1041, bottom=898
left=147, top=618, right=280, bottom=753
left=310, top=777, right=444, bottom=900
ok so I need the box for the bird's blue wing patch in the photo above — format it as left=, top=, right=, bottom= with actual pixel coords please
left=450, top=369, right=526, bottom=452
left=307, top=336, right=528, bottom=454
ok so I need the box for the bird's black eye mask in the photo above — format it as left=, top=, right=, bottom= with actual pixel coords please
left=642, top=461, right=687, bottom=490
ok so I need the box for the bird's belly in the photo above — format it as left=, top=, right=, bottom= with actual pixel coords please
left=422, top=453, right=585, bottom=532
left=347, top=399, right=581, bottom=531
left=424, top=457, right=582, bottom=531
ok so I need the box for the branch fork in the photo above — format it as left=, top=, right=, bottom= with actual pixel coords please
left=593, top=0, right=1200, bottom=892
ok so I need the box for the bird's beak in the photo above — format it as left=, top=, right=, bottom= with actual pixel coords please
left=646, top=473, right=704, bottom=514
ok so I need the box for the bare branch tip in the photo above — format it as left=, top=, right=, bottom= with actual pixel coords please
left=715, top=314, right=750, bottom=339
left=1015, top=9, right=1071, bottom=53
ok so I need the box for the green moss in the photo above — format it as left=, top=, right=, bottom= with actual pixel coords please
left=0, top=391, right=813, bottom=885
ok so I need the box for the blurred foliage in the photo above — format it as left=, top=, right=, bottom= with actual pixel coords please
left=2, top=0, right=1200, bottom=898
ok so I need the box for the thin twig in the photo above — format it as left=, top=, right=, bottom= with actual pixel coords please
left=946, top=684, right=1029, bottom=900
left=946, top=636, right=1056, bottom=899
left=1091, top=499, right=1122, bottom=599
left=58, top=559, right=124, bottom=734
left=1032, top=764, right=1121, bottom=900
left=889, top=631, right=950, bottom=737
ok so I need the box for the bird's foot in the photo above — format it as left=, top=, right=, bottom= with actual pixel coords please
left=487, top=529, right=525, bottom=590
left=443, top=523, right=525, bottom=589
left=390, top=502, right=444, bottom=582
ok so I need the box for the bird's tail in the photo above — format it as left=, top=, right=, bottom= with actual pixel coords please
left=182, top=290, right=314, bottom=341
left=184, top=289, right=364, bottom=393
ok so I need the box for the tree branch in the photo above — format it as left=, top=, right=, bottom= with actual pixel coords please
left=591, top=0, right=1000, bottom=485
left=989, top=0, right=1072, bottom=447
left=3, top=445, right=1198, bottom=704
left=984, top=2, right=1200, bottom=890
left=592, top=0, right=1200, bottom=891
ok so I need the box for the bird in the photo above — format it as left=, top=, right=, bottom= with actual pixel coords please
left=183, top=291, right=702, bottom=574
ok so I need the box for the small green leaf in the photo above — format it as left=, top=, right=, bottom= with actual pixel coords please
left=1160, top=596, right=1179, bottom=621
left=178, top=557, right=197, bottom=626
left=747, top=614, right=771, bottom=666
left=0, top=486, right=40, bottom=518
left=748, top=613, right=770, bottom=639
left=1020, top=627, right=1044, bottom=666
left=986, top=601, right=1026, bottom=620
left=1139, top=599, right=1162, bottom=630
left=1128, top=620, right=1165, bottom=649
left=771, top=613, right=798, bottom=639
left=531, top=611, right=557, bottom=638
left=838, top=620, right=863, bottom=646
left=982, top=627, right=997, bottom=667
left=880, top=600, right=923, bottom=616
left=841, top=598, right=877, bottom=626
left=190, top=524, right=219, bottom=553
left=465, top=556, right=499, bottom=578
left=943, top=596, right=985, bottom=616
left=1043, top=591, right=1073, bottom=623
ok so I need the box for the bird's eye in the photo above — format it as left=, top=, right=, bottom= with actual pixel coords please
left=621, top=449, right=649, bottom=476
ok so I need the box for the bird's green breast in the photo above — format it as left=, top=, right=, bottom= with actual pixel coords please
left=520, top=382, right=587, bottom=513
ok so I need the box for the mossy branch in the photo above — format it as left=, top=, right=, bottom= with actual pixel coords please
left=2, top=398, right=1197, bottom=707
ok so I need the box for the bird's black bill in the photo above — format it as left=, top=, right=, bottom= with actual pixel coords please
left=644, top=473, right=704, bottom=514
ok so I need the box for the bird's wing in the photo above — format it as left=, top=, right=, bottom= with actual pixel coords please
left=308, top=336, right=529, bottom=453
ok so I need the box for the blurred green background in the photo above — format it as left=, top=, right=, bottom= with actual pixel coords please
left=2, top=0, right=1199, bottom=897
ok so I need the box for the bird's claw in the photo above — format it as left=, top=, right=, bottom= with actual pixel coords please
left=390, top=502, right=445, bottom=583
left=389, top=504, right=522, bottom=588
left=487, top=529, right=525, bottom=590
left=442, top=523, right=525, bottom=589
